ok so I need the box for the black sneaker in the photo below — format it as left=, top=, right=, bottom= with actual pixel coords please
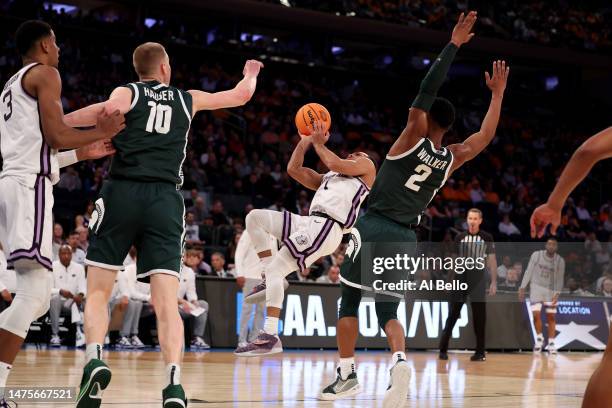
left=439, top=351, right=448, bottom=360
left=470, top=352, right=486, bottom=362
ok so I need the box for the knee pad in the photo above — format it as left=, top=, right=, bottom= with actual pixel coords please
left=0, top=267, right=52, bottom=338
left=375, top=299, right=399, bottom=330
left=339, top=283, right=361, bottom=319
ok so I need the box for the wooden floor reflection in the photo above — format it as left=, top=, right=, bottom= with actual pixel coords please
left=7, top=347, right=600, bottom=407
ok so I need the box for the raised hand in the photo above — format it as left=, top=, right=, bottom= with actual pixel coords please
left=243, top=59, right=264, bottom=77
left=451, top=11, right=477, bottom=47
left=310, top=120, right=330, bottom=145
left=530, top=203, right=561, bottom=238
left=96, top=109, right=125, bottom=138
left=485, top=60, right=510, bottom=97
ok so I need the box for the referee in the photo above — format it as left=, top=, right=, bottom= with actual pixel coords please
left=439, top=208, right=498, bottom=361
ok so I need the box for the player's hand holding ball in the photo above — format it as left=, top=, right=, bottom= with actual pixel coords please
left=310, top=120, right=330, bottom=145
left=295, top=103, right=331, bottom=137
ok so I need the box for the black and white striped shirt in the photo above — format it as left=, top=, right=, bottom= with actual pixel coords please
left=455, top=230, right=495, bottom=270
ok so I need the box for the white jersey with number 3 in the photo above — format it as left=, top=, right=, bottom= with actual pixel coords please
left=0, top=62, right=59, bottom=187
left=309, top=171, right=369, bottom=232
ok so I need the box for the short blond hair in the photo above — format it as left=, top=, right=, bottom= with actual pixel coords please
left=467, top=208, right=483, bottom=218
left=132, top=42, right=167, bottom=77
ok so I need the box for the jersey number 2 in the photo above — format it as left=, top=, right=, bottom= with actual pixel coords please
left=405, top=164, right=432, bottom=192
left=146, top=101, right=172, bottom=134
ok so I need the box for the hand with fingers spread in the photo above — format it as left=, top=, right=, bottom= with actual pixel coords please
left=451, top=11, right=477, bottom=47
left=78, top=139, right=116, bottom=161
left=243, top=59, right=264, bottom=78
left=530, top=203, right=562, bottom=238
left=310, top=120, right=330, bottom=145
left=485, top=60, right=510, bottom=97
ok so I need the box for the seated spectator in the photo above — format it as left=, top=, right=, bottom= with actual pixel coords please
left=57, top=166, right=82, bottom=191
left=210, top=252, right=233, bottom=277
left=498, top=194, right=513, bottom=216
left=498, top=214, right=521, bottom=237
left=178, top=262, right=210, bottom=349
left=108, top=270, right=141, bottom=348
left=188, top=196, right=208, bottom=224
left=599, top=277, right=612, bottom=297
left=0, top=244, right=15, bottom=313
left=469, top=180, right=485, bottom=204
left=185, top=212, right=203, bottom=246
left=195, top=248, right=212, bottom=275
left=576, top=199, right=592, bottom=221
left=566, top=278, right=594, bottom=297
left=498, top=265, right=520, bottom=291
left=76, top=226, right=89, bottom=253
left=52, top=223, right=64, bottom=260
left=49, top=245, right=86, bottom=346
left=288, top=267, right=315, bottom=282
left=316, top=265, right=341, bottom=284
left=497, top=255, right=512, bottom=283
left=210, top=200, right=231, bottom=226
left=67, top=230, right=86, bottom=265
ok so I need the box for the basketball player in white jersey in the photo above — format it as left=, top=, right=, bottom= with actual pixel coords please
left=0, top=20, right=123, bottom=406
left=235, top=121, right=376, bottom=356
left=519, top=238, right=565, bottom=354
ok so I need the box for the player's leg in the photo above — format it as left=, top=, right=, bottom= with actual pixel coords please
left=439, top=300, right=464, bottom=359
left=471, top=301, right=487, bottom=360
left=545, top=304, right=557, bottom=354
left=582, top=326, right=612, bottom=408
left=531, top=304, right=544, bottom=352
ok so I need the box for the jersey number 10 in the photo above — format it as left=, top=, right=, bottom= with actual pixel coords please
left=405, top=164, right=432, bottom=192
left=146, top=101, right=173, bottom=134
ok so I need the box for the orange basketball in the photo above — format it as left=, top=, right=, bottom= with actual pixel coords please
left=295, top=103, right=331, bottom=136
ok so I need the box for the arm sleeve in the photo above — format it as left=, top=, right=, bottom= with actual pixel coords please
left=520, top=253, right=538, bottom=289
left=411, top=43, right=459, bottom=111
left=186, top=270, right=198, bottom=302
left=57, top=150, right=78, bottom=168
left=555, top=256, right=565, bottom=293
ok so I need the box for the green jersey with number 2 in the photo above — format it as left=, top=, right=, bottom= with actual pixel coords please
left=367, top=137, right=453, bottom=226
left=109, top=80, right=193, bottom=186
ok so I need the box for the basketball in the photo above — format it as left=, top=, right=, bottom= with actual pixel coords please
left=295, top=103, right=331, bottom=135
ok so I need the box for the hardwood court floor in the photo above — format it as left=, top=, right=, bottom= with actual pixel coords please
left=6, top=347, right=600, bottom=407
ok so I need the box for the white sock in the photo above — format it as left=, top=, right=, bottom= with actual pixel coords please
left=86, top=343, right=103, bottom=362
left=263, top=316, right=279, bottom=335
left=391, top=351, right=406, bottom=365
left=339, top=357, right=355, bottom=380
left=0, top=362, right=11, bottom=399
left=166, top=364, right=181, bottom=386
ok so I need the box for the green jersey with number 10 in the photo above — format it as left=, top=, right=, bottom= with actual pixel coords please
left=109, top=80, right=193, bottom=186
left=367, top=137, right=453, bottom=226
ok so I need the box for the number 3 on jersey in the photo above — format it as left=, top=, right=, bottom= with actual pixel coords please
left=146, top=101, right=172, bottom=134
left=405, top=164, right=432, bottom=192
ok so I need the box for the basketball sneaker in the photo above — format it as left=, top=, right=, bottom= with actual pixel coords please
left=534, top=334, right=544, bottom=352
left=162, top=384, right=187, bottom=408
left=233, top=332, right=282, bottom=356
left=76, top=359, right=112, bottom=408
left=244, top=279, right=289, bottom=304
left=116, top=336, right=133, bottom=349
left=382, top=359, right=410, bottom=408
left=130, top=335, right=145, bottom=349
left=470, top=352, right=486, bottom=362
left=319, top=367, right=361, bottom=400
left=190, top=336, right=210, bottom=350
left=49, top=334, right=61, bottom=347
left=547, top=341, right=557, bottom=355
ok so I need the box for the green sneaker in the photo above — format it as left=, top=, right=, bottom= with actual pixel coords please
left=162, top=384, right=187, bottom=408
left=75, top=359, right=112, bottom=408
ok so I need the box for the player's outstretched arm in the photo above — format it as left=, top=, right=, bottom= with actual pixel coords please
left=188, top=60, right=264, bottom=114
left=30, top=65, right=125, bottom=149
left=64, top=87, right=133, bottom=128
left=530, top=126, right=612, bottom=237
left=57, top=139, right=117, bottom=168
left=448, top=60, right=509, bottom=171
left=287, top=136, right=324, bottom=191
left=310, top=121, right=375, bottom=185
left=389, top=11, right=477, bottom=156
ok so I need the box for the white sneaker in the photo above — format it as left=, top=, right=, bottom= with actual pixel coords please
left=116, top=336, right=133, bottom=349
left=50, top=335, right=61, bottom=347
left=75, top=325, right=85, bottom=348
left=104, top=335, right=110, bottom=345
left=191, top=336, right=210, bottom=350
left=131, top=335, right=145, bottom=348
left=534, top=335, right=544, bottom=352
left=547, top=341, right=557, bottom=355
left=383, top=359, right=410, bottom=408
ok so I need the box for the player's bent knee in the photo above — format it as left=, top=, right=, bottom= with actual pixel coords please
left=245, top=209, right=265, bottom=230
left=339, top=283, right=361, bottom=319
left=375, top=300, right=399, bottom=330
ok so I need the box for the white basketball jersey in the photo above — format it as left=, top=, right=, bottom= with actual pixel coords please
left=309, top=171, right=369, bottom=231
left=0, top=63, right=59, bottom=187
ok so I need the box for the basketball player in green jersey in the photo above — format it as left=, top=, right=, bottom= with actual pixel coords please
left=320, top=12, right=510, bottom=407
left=63, top=43, right=263, bottom=407
left=530, top=127, right=612, bottom=408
